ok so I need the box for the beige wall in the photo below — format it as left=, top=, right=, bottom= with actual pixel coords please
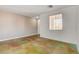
left=40, top=6, right=77, bottom=44
left=76, top=6, right=79, bottom=51
left=0, top=11, right=37, bottom=41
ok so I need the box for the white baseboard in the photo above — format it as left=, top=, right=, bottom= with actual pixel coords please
left=0, top=33, right=37, bottom=41
left=40, top=36, right=76, bottom=44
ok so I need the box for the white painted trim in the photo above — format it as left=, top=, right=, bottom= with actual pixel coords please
left=40, top=36, right=76, bottom=44
left=0, top=34, right=37, bottom=41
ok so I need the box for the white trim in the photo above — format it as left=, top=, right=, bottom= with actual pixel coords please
left=0, top=34, right=37, bottom=41
left=40, top=36, right=76, bottom=44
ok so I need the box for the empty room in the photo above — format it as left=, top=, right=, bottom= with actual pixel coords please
left=0, top=5, right=78, bottom=54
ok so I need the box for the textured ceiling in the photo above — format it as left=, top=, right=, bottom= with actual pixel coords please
left=0, top=5, right=72, bottom=17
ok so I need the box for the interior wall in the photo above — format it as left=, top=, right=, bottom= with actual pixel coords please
left=40, top=6, right=77, bottom=44
left=37, top=19, right=40, bottom=34
left=76, top=6, right=79, bottom=51
left=0, top=11, right=37, bottom=41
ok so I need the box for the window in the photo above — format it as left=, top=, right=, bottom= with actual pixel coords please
left=49, top=13, right=63, bottom=30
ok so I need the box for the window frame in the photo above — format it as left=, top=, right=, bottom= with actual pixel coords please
left=49, top=13, right=63, bottom=31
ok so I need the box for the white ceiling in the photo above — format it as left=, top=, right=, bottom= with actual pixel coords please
left=0, top=5, right=72, bottom=17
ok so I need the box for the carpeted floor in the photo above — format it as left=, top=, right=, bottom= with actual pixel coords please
left=0, top=35, right=78, bottom=54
